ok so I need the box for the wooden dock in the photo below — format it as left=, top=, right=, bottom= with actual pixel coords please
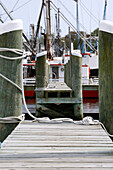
left=0, top=121, right=113, bottom=169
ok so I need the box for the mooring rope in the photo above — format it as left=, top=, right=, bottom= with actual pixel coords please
left=0, top=48, right=51, bottom=122
left=0, top=48, right=27, bottom=60
left=0, top=48, right=26, bottom=123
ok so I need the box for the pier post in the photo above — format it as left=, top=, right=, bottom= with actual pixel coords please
left=36, top=51, right=48, bottom=89
left=71, top=52, right=83, bottom=120
left=99, top=20, right=113, bottom=137
left=35, top=51, right=48, bottom=116
left=0, top=20, right=23, bottom=142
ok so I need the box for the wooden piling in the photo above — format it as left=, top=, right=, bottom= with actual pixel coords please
left=71, top=52, right=83, bottom=120
left=0, top=19, right=23, bottom=142
left=36, top=51, right=48, bottom=88
left=99, top=20, right=113, bottom=138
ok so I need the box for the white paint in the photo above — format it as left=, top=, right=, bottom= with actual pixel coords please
left=71, top=50, right=82, bottom=57
left=0, top=19, right=23, bottom=35
left=36, top=51, right=47, bottom=58
left=99, top=20, right=113, bottom=34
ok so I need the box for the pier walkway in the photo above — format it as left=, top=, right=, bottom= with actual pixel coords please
left=0, top=121, right=113, bottom=169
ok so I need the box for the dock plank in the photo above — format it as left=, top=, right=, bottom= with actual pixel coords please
left=0, top=121, right=113, bottom=169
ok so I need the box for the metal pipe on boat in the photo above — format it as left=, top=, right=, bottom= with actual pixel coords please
left=99, top=20, right=113, bottom=138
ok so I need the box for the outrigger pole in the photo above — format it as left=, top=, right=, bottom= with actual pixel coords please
left=103, top=0, right=107, bottom=20
left=46, top=0, right=52, bottom=59
left=33, top=0, right=45, bottom=49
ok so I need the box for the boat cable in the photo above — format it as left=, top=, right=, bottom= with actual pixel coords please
left=51, top=0, right=98, bottom=42
left=0, top=48, right=27, bottom=60
left=78, top=0, right=99, bottom=24
left=58, top=0, right=99, bottom=32
left=0, top=48, right=113, bottom=137
left=50, top=2, right=97, bottom=53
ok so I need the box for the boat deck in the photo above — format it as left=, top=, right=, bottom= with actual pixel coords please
left=0, top=121, right=113, bottom=169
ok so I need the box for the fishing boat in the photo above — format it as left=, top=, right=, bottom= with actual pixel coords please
left=22, top=0, right=100, bottom=99
left=23, top=50, right=99, bottom=99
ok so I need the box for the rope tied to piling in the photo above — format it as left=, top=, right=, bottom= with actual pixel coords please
left=0, top=48, right=26, bottom=123
left=0, top=47, right=40, bottom=121
left=0, top=48, right=27, bottom=60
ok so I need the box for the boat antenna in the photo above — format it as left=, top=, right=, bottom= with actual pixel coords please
left=103, top=0, right=107, bottom=20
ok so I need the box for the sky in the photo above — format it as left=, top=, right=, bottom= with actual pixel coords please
left=0, top=0, right=113, bottom=38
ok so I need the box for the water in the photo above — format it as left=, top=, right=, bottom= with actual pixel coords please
left=83, top=98, right=99, bottom=119
left=83, top=99, right=99, bottom=114
left=23, top=98, right=99, bottom=119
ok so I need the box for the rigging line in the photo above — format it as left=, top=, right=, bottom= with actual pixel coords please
left=56, top=1, right=98, bottom=48
left=4, top=0, right=20, bottom=21
left=60, top=11, right=96, bottom=52
left=0, top=0, right=32, bottom=16
left=52, top=0, right=97, bottom=42
left=79, top=0, right=99, bottom=22
left=54, top=14, right=97, bottom=52
left=79, top=0, right=99, bottom=24
left=2, top=0, right=20, bottom=19
left=10, top=0, right=33, bottom=13
left=90, top=0, right=92, bottom=35
left=0, top=1, right=36, bottom=55
left=50, top=2, right=97, bottom=52
left=57, top=0, right=88, bottom=33
left=80, top=0, right=84, bottom=29
left=11, top=0, right=20, bottom=12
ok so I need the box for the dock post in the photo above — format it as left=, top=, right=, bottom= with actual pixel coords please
left=0, top=20, right=23, bottom=142
left=71, top=52, right=83, bottom=120
left=99, top=20, right=113, bottom=137
left=35, top=51, right=48, bottom=116
left=36, top=51, right=48, bottom=89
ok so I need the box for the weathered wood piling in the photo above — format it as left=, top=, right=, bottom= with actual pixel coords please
left=36, top=51, right=49, bottom=88
left=99, top=20, right=113, bottom=138
left=0, top=19, right=23, bottom=142
left=71, top=52, right=83, bottom=120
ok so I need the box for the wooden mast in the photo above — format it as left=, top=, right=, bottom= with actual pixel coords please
left=46, top=0, right=52, bottom=59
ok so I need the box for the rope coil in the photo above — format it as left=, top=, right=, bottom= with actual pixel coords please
left=0, top=48, right=25, bottom=123
left=0, top=48, right=27, bottom=60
